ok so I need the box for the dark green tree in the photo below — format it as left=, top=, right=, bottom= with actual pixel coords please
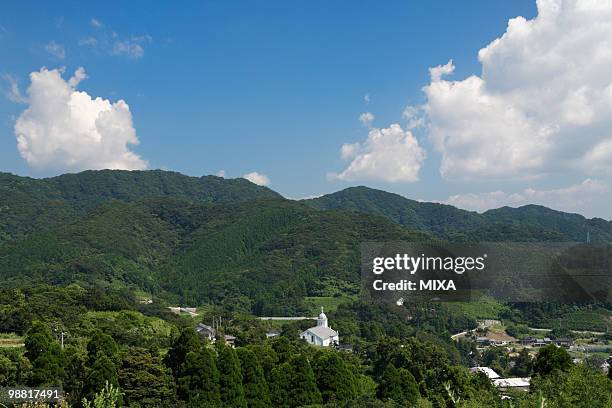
left=377, top=363, right=403, bottom=402
left=83, top=354, right=119, bottom=402
left=118, top=347, right=175, bottom=407
left=398, top=368, right=420, bottom=405
left=82, top=330, right=120, bottom=401
left=87, top=330, right=119, bottom=366
left=237, top=347, right=270, bottom=408
left=533, top=345, right=572, bottom=376
left=177, top=347, right=220, bottom=405
left=271, top=337, right=296, bottom=364
left=217, top=345, right=247, bottom=408
left=528, top=364, right=612, bottom=407
left=248, top=344, right=278, bottom=382
left=62, top=346, right=87, bottom=403
left=0, top=354, right=17, bottom=386
left=287, top=353, right=321, bottom=407
left=164, top=327, right=202, bottom=376
left=268, top=363, right=292, bottom=408
left=312, top=352, right=357, bottom=403
left=377, top=363, right=419, bottom=405
left=511, top=348, right=533, bottom=377
left=24, top=322, right=63, bottom=385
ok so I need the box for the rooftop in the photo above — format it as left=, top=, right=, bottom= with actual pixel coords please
left=469, top=367, right=500, bottom=379
left=303, top=325, right=338, bottom=340
left=493, top=378, right=531, bottom=388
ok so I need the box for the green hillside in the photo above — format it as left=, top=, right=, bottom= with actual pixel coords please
left=0, top=196, right=429, bottom=314
left=1, top=171, right=610, bottom=317
left=483, top=205, right=612, bottom=242
left=305, top=186, right=612, bottom=242
left=0, top=170, right=281, bottom=243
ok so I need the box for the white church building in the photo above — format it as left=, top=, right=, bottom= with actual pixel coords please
left=300, top=307, right=339, bottom=347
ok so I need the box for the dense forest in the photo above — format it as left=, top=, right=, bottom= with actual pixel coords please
left=0, top=170, right=609, bottom=407
left=305, top=186, right=612, bottom=242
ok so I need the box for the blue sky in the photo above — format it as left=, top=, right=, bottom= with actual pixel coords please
left=2, top=1, right=612, bottom=219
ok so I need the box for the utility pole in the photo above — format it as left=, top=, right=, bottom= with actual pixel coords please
left=53, top=327, right=66, bottom=349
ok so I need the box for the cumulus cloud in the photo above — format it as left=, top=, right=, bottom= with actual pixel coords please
left=443, top=179, right=610, bottom=217
left=14, top=67, right=147, bottom=172
left=359, top=112, right=374, bottom=128
left=402, top=105, right=425, bottom=130
left=243, top=171, right=270, bottom=186
left=2, top=74, right=27, bottom=103
left=411, top=0, right=612, bottom=180
left=44, top=41, right=65, bottom=59
left=216, top=169, right=226, bottom=177
left=333, top=124, right=426, bottom=182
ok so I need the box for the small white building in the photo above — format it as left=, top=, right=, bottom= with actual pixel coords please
left=469, top=366, right=500, bottom=380
left=493, top=377, right=530, bottom=392
left=300, top=308, right=339, bottom=347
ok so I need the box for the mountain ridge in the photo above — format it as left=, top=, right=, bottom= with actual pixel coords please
left=304, top=186, right=612, bottom=242
left=0, top=169, right=281, bottom=242
left=3, top=170, right=610, bottom=244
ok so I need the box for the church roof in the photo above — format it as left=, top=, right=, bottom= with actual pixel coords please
left=302, top=325, right=338, bottom=340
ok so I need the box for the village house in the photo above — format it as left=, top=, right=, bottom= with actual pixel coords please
left=469, top=367, right=500, bottom=379
left=195, top=323, right=215, bottom=341
left=469, top=366, right=531, bottom=393
left=300, top=307, right=339, bottom=347
left=195, top=323, right=236, bottom=347
left=266, top=331, right=280, bottom=339
left=493, top=377, right=531, bottom=392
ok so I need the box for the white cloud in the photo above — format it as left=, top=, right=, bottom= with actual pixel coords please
left=111, top=39, right=145, bottom=59
left=340, top=142, right=360, bottom=161
left=443, top=179, right=610, bottom=216
left=243, top=171, right=270, bottom=186
left=2, top=74, right=27, bottom=103
left=216, top=169, right=226, bottom=177
left=299, top=194, right=323, bottom=200
left=402, top=105, right=425, bottom=129
left=359, top=112, right=374, bottom=128
left=14, top=67, right=147, bottom=172
left=429, top=60, right=454, bottom=82
left=79, top=21, right=150, bottom=60
left=44, top=41, right=65, bottom=59
left=334, top=124, right=426, bottom=182
left=585, top=139, right=612, bottom=173
left=413, top=0, right=612, bottom=180
left=79, top=37, right=98, bottom=47
left=90, top=18, right=103, bottom=28
left=364, top=93, right=370, bottom=104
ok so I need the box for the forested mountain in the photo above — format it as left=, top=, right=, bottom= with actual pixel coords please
left=0, top=171, right=609, bottom=407
left=0, top=194, right=428, bottom=314
left=1, top=170, right=610, bottom=315
left=482, top=205, right=612, bottom=242
left=0, top=170, right=280, bottom=242
left=305, top=186, right=612, bottom=242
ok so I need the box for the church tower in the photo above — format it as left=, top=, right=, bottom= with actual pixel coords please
left=317, top=307, right=328, bottom=327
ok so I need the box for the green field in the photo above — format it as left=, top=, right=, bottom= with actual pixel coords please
left=444, top=296, right=510, bottom=320
left=0, top=333, right=24, bottom=348
left=304, top=295, right=355, bottom=315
